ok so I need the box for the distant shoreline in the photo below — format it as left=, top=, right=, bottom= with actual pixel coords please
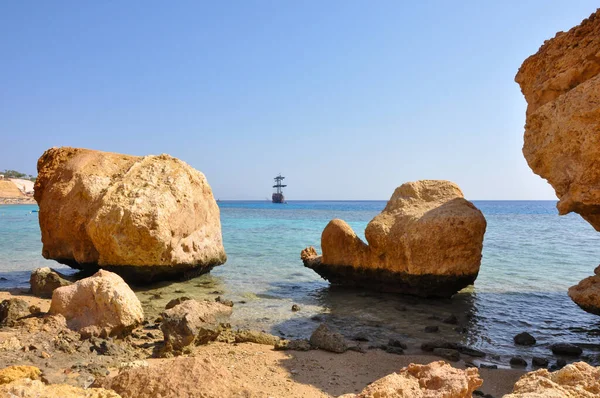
left=0, top=197, right=36, bottom=205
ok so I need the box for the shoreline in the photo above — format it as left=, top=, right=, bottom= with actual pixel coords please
left=0, top=198, right=36, bottom=205
left=0, top=290, right=526, bottom=397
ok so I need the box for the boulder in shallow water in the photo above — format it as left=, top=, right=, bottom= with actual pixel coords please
left=302, top=180, right=486, bottom=298
left=34, top=146, right=226, bottom=283
left=49, top=270, right=143, bottom=338
left=160, top=299, right=232, bottom=351
left=30, top=267, right=73, bottom=298
left=342, top=360, right=482, bottom=398
left=504, top=361, right=600, bottom=398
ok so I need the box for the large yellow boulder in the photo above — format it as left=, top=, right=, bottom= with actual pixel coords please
left=302, top=180, right=486, bottom=297
left=34, top=147, right=226, bottom=283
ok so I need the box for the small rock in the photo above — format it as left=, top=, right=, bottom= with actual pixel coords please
left=473, top=391, right=485, bottom=397
left=309, top=324, right=348, bottom=353
left=165, top=297, right=192, bottom=310
left=509, top=356, right=527, bottom=367
left=385, top=346, right=404, bottom=355
left=274, top=339, right=311, bottom=351
left=555, top=358, right=567, bottom=369
left=479, top=363, right=498, bottom=370
left=0, top=298, right=30, bottom=326
left=348, top=345, right=367, bottom=353
left=29, top=267, right=73, bottom=298
left=291, top=304, right=300, bottom=312
left=458, top=345, right=486, bottom=358
left=514, top=332, right=536, bottom=346
left=28, top=305, right=42, bottom=315
left=387, top=339, right=407, bottom=349
left=424, top=325, right=439, bottom=333
left=234, top=330, right=280, bottom=345
left=432, top=348, right=460, bottom=362
left=215, top=296, right=234, bottom=307
left=551, top=343, right=582, bottom=357
left=421, top=340, right=458, bottom=352
left=443, top=314, right=458, bottom=324
left=532, top=357, right=549, bottom=367
left=353, top=333, right=369, bottom=342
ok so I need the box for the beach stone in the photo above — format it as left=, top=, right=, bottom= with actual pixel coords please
left=554, top=359, right=568, bottom=369
left=233, top=330, right=280, bottom=345
left=215, top=296, right=233, bottom=307
left=274, top=339, right=311, bottom=351
left=0, top=298, right=30, bottom=326
left=443, top=314, right=458, bottom=324
left=385, top=346, right=405, bottom=355
left=309, top=324, right=348, bottom=353
left=30, top=267, right=73, bottom=298
left=551, top=343, right=583, bottom=357
left=387, top=338, right=407, bottom=349
left=291, top=304, right=301, bottom=312
left=160, top=299, right=232, bottom=351
left=532, top=357, right=549, bottom=367
left=514, top=332, right=536, bottom=346
left=516, top=10, right=600, bottom=315
left=424, top=325, right=439, bottom=333
left=458, top=345, right=486, bottom=358
left=505, top=361, right=600, bottom=397
left=301, top=180, right=486, bottom=298
left=49, top=270, right=143, bottom=338
left=353, top=332, right=369, bottom=342
left=510, top=356, right=528, bottom=368
left=34, top=146, right=226, bottom=283
left=433, top=348, right=460, bottom=362
left=479, top=364, right=498, bottom=370
left=421, top=340, right=458, bottom=352
left=344, top=360, right=482, bottom=398
left=165, top=296, right=192, bottom=310
left=97, top=357, right=237, bottom=398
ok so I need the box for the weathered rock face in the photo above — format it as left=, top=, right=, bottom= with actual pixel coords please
left=34, top=147, right=226, bottom=283
left=569, top=273, right=600, bottom=315
left=341, top=360, right=482, bottom=398
left=160, top=299, right=232, bottom=351
left=504, top=361, right=600, bottom=398
left=30, top=267, right=73, bottom=298
left=302, top=180, right=486, bottom=297
left=516, top=10, right=600, bottom=315
left=97, top=357, right=238, bottom=398
left=49, top=270, right=144, bottom=338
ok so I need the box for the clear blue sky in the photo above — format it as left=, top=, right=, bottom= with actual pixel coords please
left=1, top=1, right=596, bottom=200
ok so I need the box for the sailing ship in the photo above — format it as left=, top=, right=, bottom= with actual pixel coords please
left=272, top=174, right=286, bottom=203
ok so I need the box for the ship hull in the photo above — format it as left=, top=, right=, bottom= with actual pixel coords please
left=272, top=193, right=285, bottom=203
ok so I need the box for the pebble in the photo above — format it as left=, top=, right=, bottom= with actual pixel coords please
left=432, top=348, right=460, bottom=362
left=443, top=314, right=458, bottom=324
left=424, top=325, right=439, bottom=333
left=509, top=356, right=527, bottom=367
left=513, top=332, right=536, bottom=346
left=291, top=304, right=300, bottom=312
left=532, top=357, right=549, bottom=367
left=551, top=343, right=582, bottom=357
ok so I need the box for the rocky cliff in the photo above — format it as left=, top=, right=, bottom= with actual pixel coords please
left=516, top=9, right=600, bottom=314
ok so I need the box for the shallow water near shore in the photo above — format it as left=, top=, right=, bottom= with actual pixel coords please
left=1, top=201, right=600, bottom=367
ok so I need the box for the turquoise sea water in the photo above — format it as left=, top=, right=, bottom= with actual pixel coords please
left=1, top=201, right=600, bottom=365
